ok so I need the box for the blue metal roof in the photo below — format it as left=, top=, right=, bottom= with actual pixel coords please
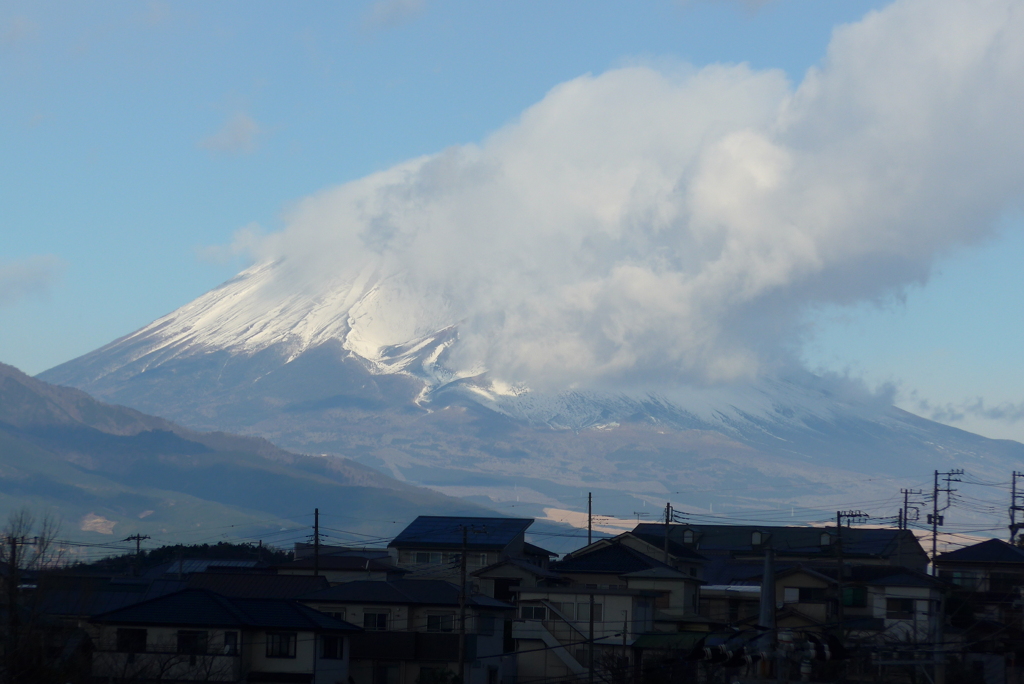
left=389, top=516, right=533, bottom=550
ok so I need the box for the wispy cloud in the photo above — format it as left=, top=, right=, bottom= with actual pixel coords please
left=0, top=255, right=65, bottom=307
left=920, top=398, right=1024, bottom=425
left=196, top=223, right=265, bottom=264
left=200, top=112, right=263, bottom=155
left=362, top=0, right=425, bottom=32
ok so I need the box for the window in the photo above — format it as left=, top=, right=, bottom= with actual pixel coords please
left=689, top=567, right=697, bottom=577
left=886, top=598, right=915, bottom=620
left=176, top=631, right=208, bottom=655
left=950, top=571, right=981, bottom=590
left=177, top=630, right=208, bottom=666
left=683, top=530, right=694, bottom=544
left=784, top=587, right=827, bottom=603
left=322, top=635, right=344, bottom=660
left=223, top=631, right=239, bottom=656
left=364, top=612, right=389, bottom=631
left=820, top=533, right=833, bottom=546
left=477, top=614, right=496, bottom=636
left=842, top=586, right=867, bottom=608
left=427, top=613, right=455, bottom=632
left=266, top=632, right=297, bottom=658
left=799, top=587, right=828, bottom=602
left=416, top=551, right=442, bottom=564
left=577, top=602, right=603, bottom=622
left=520, top=605, right=546, bottom=620
left=751, top=531, right=762, bottom=546
left=327, top=610, right=346, bottom=621
left=117, top=628, right=147, bottom=653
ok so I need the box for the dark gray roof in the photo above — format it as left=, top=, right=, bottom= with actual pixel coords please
left=555, top=542, right=683, bottom=576
left=624, top=532, right=706, bottom=561
left=187, top=572, right=329, bottom=599
left=276, top=556, right=406, bottom=573
left=633, top=523, right=920, bottom=559
left=390, top=517, right=533, bottom=551
left=472, top=557, right=564, bottom=579
left=37, top=575, right=186, bottom=618
left=143, top=559, right=262, bottom=578
left=302, top=579, right=513, bottom=610
left=91, top=589, right=360, bottom=631
left=523, top=542, right=557, bottom=557
left=935, top=538, right=1024, bottom=565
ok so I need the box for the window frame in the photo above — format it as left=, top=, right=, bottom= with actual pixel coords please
left=176, top=630, right=209, bottom=655
left=266, top=631, right=298, bottom=659
left=223, top=630, right=239, bottom=656
left=886, top=598, right=915, bottom=620
left=321, top=634, right=345, bottom=660
left=520, top=605, right=547, bottom=620
left=426, top=612, right=455, bottom=633
left=363, top=611, right=389, bottom=631
left=116, top=628, right=147, bottom=654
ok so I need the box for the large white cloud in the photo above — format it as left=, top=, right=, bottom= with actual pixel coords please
left=236, top=0, right=1024, bottom=389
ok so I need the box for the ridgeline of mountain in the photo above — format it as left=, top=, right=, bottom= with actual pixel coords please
left=39, top=262, right=1024, bottom=523
left=0, top=361, right=493, bottom=543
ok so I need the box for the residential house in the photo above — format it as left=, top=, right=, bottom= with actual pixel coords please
left=632, top=523, right=930, bottom=583
left=513, top=585, right=657, bottom=684
left=388, top=517, right=553, bottom=581
left=472, top=558, right=566, bottom=604
left=90, top=588, right=360, bottom=684
left=300, top=578, right=516, bottom=684
left=935, top=539, right=1024, bottom=684
left=552, top=538, right=705, bottom=629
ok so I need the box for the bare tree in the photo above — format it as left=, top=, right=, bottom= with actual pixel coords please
left=1, top=507, right=77, bottom=684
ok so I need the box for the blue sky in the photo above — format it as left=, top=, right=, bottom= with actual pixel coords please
left=3, top=0, right=1023, bottom=441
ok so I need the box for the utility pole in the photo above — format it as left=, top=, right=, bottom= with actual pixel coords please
left=1009, top=472, right=1024, bottom=543
left=663, top=502, right=672, bottom=564
left=313, top=508, right=320, bottom=578
left=589, top=589, right=595, bottom=684
left=835, top=510, right=866, bottom=645
left=588, top=492, right=592, bottom=546
left=5, top=535, right=25, bottom=684
left=901, top=488, right=924, bottom=530
left=124, top=534, right=150, bottom=577
left=457, top=524, right=486, bottom=684
left=930, top=469, right=963, bottom=575
left=458, top=525, right=468, bottom=684
left=899, top=488, right=924, bottom=567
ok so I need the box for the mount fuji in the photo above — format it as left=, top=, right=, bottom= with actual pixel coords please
left=39, top=260, right=1024, bottom=527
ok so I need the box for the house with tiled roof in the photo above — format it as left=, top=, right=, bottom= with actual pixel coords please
left=89, top=588, right=360, bottom=684
left=934, top=538, right=1024, bottom=679
left=388, top=516, right=555, bottom=580
left=300, top=579, right=515, bottom=684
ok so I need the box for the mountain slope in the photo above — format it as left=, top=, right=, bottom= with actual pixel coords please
left=39, top=279, right=1024, bottom=528
left=0, top=362, right=493, bottom=543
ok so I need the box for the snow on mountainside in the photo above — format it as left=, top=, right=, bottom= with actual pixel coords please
left=66, top=260, right=461, bottom=383
left=40, top=262, right=1024, bottom=526
left=45, top=260, right=876, bottom=434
